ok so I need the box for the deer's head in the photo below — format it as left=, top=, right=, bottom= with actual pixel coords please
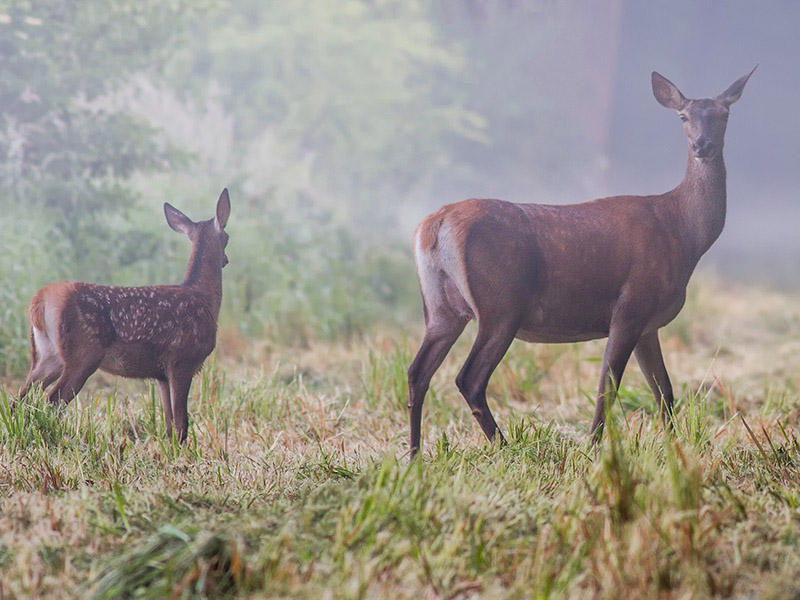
left=164, top=188, right=231, bottom=269
left=652, top=66, right=756, bottom=161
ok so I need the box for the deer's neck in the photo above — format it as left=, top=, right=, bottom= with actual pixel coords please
left=674, top=150, right=727, bottom=259
left=182, top=237, right=223, bottom=313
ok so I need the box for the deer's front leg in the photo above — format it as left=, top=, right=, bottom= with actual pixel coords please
left=590, top=319, right=645, bottom=442
left=634, top=330, right=675, bottom=427
left=168, top=368, right=194, bottom=444
left=157, top=379, right=174, bottom=438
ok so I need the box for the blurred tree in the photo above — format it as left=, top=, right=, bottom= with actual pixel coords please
left=0, top=0, right=195, bottom=279
left=165, top=0, right=485, bottom=228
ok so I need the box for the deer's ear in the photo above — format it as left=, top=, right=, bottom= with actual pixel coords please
left=652, top=72, right=688, bottom=110
left=215, top=188, right=230, bottom=231
left=716, top=64, right=757, bottom=107
left=164, top=203, right=194, bottom=236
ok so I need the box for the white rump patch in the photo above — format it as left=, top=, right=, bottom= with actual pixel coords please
left=32, top=325, right=63, bottom=374
left=414, top=221, right=476, bottom=318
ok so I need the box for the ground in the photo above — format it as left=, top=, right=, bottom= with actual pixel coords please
left=1, top=276, right=800, bottom=599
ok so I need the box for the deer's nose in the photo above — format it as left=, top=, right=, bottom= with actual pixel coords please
left=692, top=138, right=714, bottom=157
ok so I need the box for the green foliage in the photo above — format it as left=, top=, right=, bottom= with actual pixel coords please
left=0, top=206, right=70, bottom=373
left=0, top=0, right=193, bottom=271
left=223, top=200, right=419, bottom=345
left=167, top=0, right=482, bottom=219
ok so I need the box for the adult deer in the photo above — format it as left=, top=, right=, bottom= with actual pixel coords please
left=19, top=189, right=231, bottom=442
left=407, top=68, right=756, bottom=456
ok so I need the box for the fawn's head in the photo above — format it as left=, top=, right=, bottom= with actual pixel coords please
left=652, top=66, right=756, bottom=161
left=164, top=188, right=231, bottom=269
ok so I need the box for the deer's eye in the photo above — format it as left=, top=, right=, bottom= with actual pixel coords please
left=679, top=114, right=688, bottom=122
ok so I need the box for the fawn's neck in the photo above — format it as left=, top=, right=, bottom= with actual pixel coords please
left=182, top=236, right=223, bottom=312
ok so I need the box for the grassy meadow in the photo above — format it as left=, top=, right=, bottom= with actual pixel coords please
left=2, top=276, right=800, bottom=599
left=4, top=4, right=800, bottom=599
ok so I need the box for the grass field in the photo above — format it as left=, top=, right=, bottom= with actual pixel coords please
left=1, top=276, right=800, bottom=599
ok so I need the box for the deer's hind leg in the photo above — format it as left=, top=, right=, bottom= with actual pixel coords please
left=48, top=356, right=103, bottom=407
left=46, top=333, right=105, bottom=407
left=455, top=315, right=519, bottom=446
left=408, top=302, right=468, bottom=457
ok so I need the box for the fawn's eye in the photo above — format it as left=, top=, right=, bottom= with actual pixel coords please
left=679, top=114, right=688, bottom=122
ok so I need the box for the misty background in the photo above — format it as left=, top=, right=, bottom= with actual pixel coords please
left=0, top=0, right=797, bottom=376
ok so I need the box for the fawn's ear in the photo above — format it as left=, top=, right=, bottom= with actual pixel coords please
left=215, top=188, right=230, bottom=231
left=716, top=64, right=757, bottom=107
left=652, top=72, right=688, bottom=111
left=164, top=203, right=195, bottom=236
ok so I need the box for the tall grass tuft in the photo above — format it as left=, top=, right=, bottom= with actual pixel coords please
left=90, top=525, right=246, bottom=599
